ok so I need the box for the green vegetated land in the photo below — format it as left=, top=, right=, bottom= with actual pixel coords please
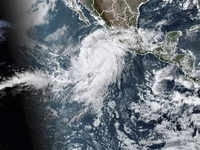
left=80, top=0, right=200, bottom=84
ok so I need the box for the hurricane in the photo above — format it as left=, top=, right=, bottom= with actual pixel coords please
left=1, top=0, right=200, bottom=149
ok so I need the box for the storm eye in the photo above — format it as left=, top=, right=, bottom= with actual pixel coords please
left=160, top=79, right=175, bottom=92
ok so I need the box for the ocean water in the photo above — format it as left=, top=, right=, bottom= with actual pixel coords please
left=0, top=0, right=200, bottom=149
left=138, top=0, right=200, bottom=32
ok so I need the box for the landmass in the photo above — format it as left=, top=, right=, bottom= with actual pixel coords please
left=66, top=0, right=200, bottom=85
left=66, top=0, right=146, bottom=27
left=81, top=0, right=146, bottom=27
left=132, top=30, right=200, bottom=84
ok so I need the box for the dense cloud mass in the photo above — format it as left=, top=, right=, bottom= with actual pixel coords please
left=0, top=0, right=200, bottom=150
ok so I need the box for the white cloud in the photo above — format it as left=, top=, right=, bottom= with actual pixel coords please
left=45, top=25, right=68, bottom=42
left=14, top=0, right=57, bottom=29
left=28, top=0, right=57, bottom=26
left=70, top=29, right=126, bottom=109
left=0, top=71, right=49, bottom=90
left=0, top=20, right=10, bottom=28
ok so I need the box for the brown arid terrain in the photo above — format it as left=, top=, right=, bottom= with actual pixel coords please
left=81, top=0, right=147, bottom=27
